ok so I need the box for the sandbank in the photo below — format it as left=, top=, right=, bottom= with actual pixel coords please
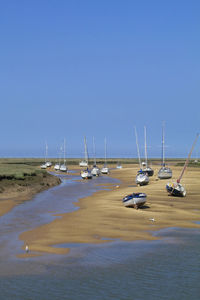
left=18, top=164, right=200, bottom=256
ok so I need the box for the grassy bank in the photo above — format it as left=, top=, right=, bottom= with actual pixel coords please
left=0, top=161, right=61, bottom=195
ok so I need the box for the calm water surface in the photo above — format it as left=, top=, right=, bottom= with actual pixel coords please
left=0, top=173, right=199, bottom=300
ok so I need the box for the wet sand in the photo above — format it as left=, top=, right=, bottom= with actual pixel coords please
left=18, top=164, right=200, bottom=256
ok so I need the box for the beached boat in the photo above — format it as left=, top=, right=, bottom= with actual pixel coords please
left=142, top=126, right=154, bottom=176
left=158, top=123, right=172, bottom=179
left=41, top=142, right=51, bottom=169
left=80, top=137, right=92, bottom=179
left=135, top=127, right=149, bottom=185
left=116, top=162, right=122, bottom=169
left=166, top=133, right=199, bottom=197
left=136, top=169, right=149, bottom=185
left=81, top=168, right=93, bottom=179
left=60, top=138, right=68, bottom=172
left=122, top=193, right=147, bottom=209
left=91, top=137, right=100, bottom=176
left=101, top=137, right=109, bottom=174
left=79, top=136, right=89, bottom=167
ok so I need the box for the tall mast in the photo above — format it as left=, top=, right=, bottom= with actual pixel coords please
left=144, top=126, right=148, bottom=167
left=84, top=136, right=88, bottom=164
left=135, top=127, right=142, bottom=169
left=162, top=122, right=165, bottom=166
left=45, top=142, right=48, bottom=163
left=63, top=138, right=66, bottom=164
left=104, top=137, right=107, bottom=165
left=177, top=133, right=199, bottom=183
left=93, top=136, right=96, bottom=166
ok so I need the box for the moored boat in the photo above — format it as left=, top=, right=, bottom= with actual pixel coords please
left=158, top=123, right=172, bottom=179
left=136, top=170, right=149, bottom=185
left=134, top=127, right=149, bottom=186
left=166, top=133, right=199, bottom=197
left=122, top=193, right=147, bottom=209
left=81, top=168, right=93, bottom=179
left=91, top=137, right=100, bottom=176
left=101, top=137, right=109, bottom=174
left=143, top=126, right=154, bottom=176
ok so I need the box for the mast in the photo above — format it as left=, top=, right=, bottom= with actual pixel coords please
left=144, top=126, right=148, bottom=167
left=161, top=122, right=165, bottom=166
left=93, top=136, right=96, bottom=166
left=134, top=127, right=142, bottom=169
left=84, top=136, right=88, bottom=164
left=63, top=138, right=66, bottom=164
left=177, top=133, right=199, bottom=183
left=45, top=142, right=48, bottom=163
left=104, top=137, right=107, bottom=165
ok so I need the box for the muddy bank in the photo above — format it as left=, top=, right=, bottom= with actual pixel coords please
left=0, top=171, right=61, bottom=217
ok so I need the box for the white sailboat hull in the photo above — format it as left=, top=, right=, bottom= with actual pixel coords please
left=158, top=167, right=172, bottom=179
left=91, top=167, right=100, bottom=176
left=79, top=161, right=88, bottom=167
left=136, top=173, right=149, bottom=185
left=60, top=165, right=68, bottom=172
left=101, top=167, right=109, bottom=174
left=81, top=170, right=92, bottom=179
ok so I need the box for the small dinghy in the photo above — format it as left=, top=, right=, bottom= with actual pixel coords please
left=81, top=168, right=93, bottom=179
left=166, top=133, right=199, bottom=197
left=122, top=193, right=147, bottom=209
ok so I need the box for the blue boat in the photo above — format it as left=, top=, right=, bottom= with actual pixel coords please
left=122, top=193, right=147, bottom=209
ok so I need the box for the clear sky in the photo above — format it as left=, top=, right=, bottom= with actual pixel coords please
left=0, top=0, right=200, bottom=158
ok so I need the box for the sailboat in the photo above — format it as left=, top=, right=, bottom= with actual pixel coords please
left=81, top=137, right=92, bottom=179
left=142, top=126, right=154, bottom=176
left=135, top=127, right=149, bottom=186
left=101, top=137, right=109, bottom=174
left=91, top=137, right=100, bottom=176
left=166, top=134, right=199, bottom=197
left=41, top=142, right=51, bottom=169
left=79, top=136, right=89, bottom=167
left=158, top=123, right=172, bottom=179
left=60, top=138, right=68, bottom=172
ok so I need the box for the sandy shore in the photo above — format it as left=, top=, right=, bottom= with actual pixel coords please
left=18, top=164, right=200, bottom=257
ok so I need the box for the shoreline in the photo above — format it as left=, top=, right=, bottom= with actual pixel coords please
left=0, top=171, right=61, bottom=217
left=18, top=164, right=200, bottom=257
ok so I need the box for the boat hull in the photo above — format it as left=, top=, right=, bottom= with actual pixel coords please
left=101, top=167, right=109, bottom=174
left=122, top=193, right=147, bottom=209
left=166, top=183, right=186, bottom=197
left=135, top=173, right=149, bottom=186
left=79, top=161, right=88, bottom=167
left=81, top=171, right=92, bottom=179
left=91, top=167, right=100, bottom=176
left=158, top=167, right=172, bottom=179
left=143, top=168, right=154, bottom=176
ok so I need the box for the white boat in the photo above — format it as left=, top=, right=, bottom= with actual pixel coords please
left=40, top=163, right=47, bottom=169
left=135, top=127, right=149, bottom=186
left=91, top=137, right=100, bottom=176
left=122, top=193, right=147, bottom=209
left=80, top=137, right=92, bottom=179
left=79, top=136, right=89, bottom=167
left=143, top=126, right=154, bottom=176
left=54, top=163, right=60, bottom=171
left=60, top=138, right=68, bottom=172
left=101, top=137, right=109, bottom=174
left=116, top=164, right=122, bottom=169
left=81, top=168, right=93, bottom=179
left=41, top=142, right=52, bottom=169
left=136, top=170, right=149, bottom=185
left=158, top=123, right=172, bottom=179
left=166, top=133, right=199, bottom=197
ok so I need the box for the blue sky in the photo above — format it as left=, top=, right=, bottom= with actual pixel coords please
left=0, top=0, right=200, bottom=158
